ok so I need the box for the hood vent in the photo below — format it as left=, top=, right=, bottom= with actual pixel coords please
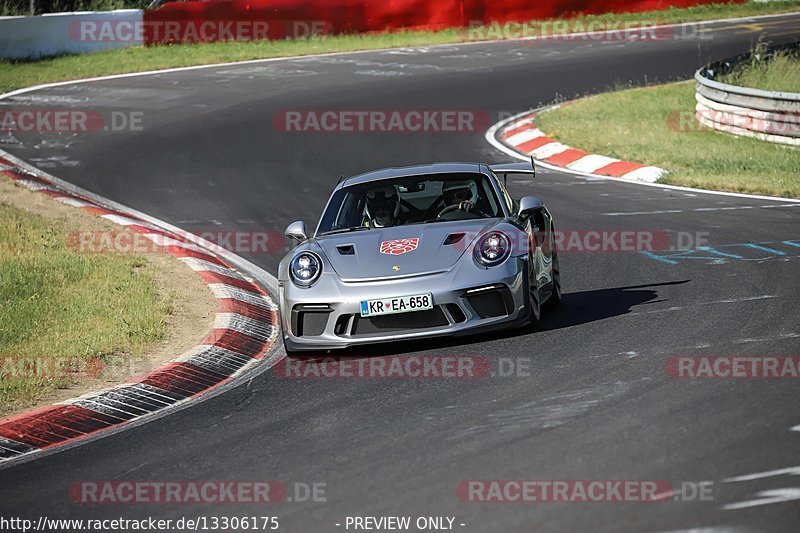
left=443, top=233, right=466, bottom=246
left=336, top=244, right=355, bottom=255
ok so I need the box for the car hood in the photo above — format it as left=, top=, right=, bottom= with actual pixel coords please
left=316, top=219, right=499, bottom=281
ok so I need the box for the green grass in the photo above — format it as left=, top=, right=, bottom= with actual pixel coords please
left=536, top=81, right=800, bottom=198
left=0, top=204, right=172, bottom=413
left=2, top=1, right=800, bottom=93
left=719, top=47, right=800, bottom=93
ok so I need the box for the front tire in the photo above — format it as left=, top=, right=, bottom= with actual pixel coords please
left=527, top=261, right=541, bottom=325
left=545, top=245, right=562, bottom=308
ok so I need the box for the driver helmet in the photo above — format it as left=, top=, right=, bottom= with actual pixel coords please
left=365, top=185, right=400, bottom=227
left=442, top=179, right=478, bottom=207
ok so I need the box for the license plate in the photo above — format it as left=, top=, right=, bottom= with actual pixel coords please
left=360, top=293, right=433, bottom=317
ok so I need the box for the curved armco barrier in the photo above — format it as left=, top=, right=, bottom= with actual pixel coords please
left=695, top=42, right=800, bottom=146
left=143, top=0, right=733, bottom=45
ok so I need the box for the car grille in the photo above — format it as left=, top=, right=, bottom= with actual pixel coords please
left=292, top=305, right=332, bottom=337
left=444, top=303, right=467, bottom=323
left=465, top=288, right=512, bottom=318
left=295, top=289, right=511, bottom=340
left=350, top=307, right=449, bottom=336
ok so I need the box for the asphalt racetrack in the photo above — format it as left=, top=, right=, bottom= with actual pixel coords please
left=1, top=13, right=800, bottom=532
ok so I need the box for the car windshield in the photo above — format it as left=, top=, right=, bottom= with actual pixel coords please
left=317, top=172, right=503, bottom=235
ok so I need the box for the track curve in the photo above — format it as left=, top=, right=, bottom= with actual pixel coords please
left=1, top=14, right=799, bottom=532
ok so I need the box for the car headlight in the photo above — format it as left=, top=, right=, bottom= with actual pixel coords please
left=475, top=232, right=511, bottom=266
left=290, top=252, right=322, bottom=286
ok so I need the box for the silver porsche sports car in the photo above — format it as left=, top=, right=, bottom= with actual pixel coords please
left=277, top=161, right=561, bottom=353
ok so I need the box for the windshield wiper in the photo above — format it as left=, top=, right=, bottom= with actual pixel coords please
left=319, top=226, right=371, bottom=236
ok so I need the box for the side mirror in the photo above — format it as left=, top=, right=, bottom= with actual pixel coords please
left=518, top=196, right=545, bottom=217
left=285, top=220, right=308, bottom=242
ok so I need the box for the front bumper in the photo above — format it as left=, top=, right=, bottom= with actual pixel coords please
left=279, top=257, right=529, bottom=351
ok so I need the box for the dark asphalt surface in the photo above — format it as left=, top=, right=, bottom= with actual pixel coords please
left=2, top=13, right=800, bottom=532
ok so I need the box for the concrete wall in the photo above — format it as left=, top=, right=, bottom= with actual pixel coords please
left=0, top=10, right=143, bottom=60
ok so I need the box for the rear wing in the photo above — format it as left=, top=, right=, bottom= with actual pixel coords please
left=489, top=156, right=536, bottom=186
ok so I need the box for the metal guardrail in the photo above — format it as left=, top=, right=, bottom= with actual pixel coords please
left=694, top=41, right=800, bottom=146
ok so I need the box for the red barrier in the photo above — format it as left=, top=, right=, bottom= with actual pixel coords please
left=143, top=0, right=742, bottom=45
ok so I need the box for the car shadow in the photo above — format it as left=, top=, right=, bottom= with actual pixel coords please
left=284, top=280, right=690, bottom=359
left=534, top=279, right=691, bottom=332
